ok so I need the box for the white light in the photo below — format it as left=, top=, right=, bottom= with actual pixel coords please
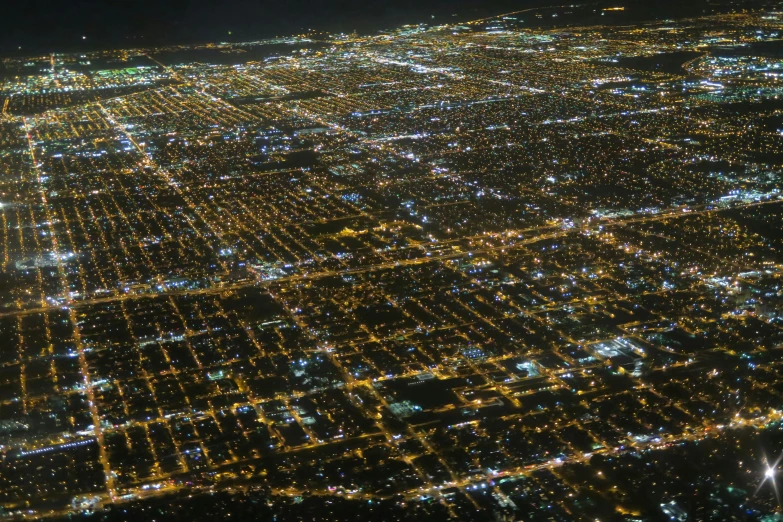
left=766, top=467, right=775, bottom=478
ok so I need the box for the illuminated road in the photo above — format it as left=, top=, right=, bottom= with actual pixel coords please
left=0, top=196, right=778, bottom=322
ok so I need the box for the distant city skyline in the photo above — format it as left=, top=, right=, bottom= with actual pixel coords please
left=0, top=0, right=719, bottom=55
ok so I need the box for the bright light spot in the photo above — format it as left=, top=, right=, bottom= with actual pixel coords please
left=766, top=467, right=776, bottom=478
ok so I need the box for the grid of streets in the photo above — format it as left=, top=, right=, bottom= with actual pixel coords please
left=1, top=4, right=783, bottom=520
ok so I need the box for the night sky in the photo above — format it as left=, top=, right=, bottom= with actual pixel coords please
left=1, top=0, right=716, bottom=55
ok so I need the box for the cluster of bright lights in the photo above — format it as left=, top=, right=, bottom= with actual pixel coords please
left=756, top=452, right=783, bottom=510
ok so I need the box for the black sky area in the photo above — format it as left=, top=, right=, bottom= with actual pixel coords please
left=1, top=0, right=718, bottom=55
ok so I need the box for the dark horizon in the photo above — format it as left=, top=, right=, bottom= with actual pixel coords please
left=0, top=0, right=731, bottom=56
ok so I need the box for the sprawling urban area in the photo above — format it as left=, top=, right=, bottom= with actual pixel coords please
left=2, top=2, right=783, bottom=520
